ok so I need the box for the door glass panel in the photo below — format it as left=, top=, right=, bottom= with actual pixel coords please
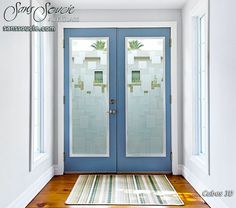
left=70, top=38, right=109, bottom=157
left=126, top=38, right=166, bottom=157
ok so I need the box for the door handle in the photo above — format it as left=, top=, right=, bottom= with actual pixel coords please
left=109, top=99, right=116, bottom=104
left=107, top=109, right=117, bottom=114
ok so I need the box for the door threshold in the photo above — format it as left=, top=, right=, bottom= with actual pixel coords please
left=64, top=171, right=172, bottom=175
left=116, top=171, right=172, bottom=175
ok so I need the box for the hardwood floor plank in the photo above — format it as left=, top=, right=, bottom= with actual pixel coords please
left=26, top=174, right=210, bottom=208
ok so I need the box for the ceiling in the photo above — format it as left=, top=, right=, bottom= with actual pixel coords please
left=46, top=0, right=188, bottom=10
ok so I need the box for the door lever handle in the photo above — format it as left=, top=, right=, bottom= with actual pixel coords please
left=109, top=99, right=116, bottom=104
left=107, top=109, right=117, bottom=114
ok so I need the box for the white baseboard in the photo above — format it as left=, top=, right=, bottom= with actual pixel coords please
left=5, top=163, right=230, bottom=208
left=176, top=164, right=184, bottom=174
left=179, top=165, right=229, bottom=208
left=54, top=164, right=64, bottom=175
left=7, top=166, right=54, bottom=208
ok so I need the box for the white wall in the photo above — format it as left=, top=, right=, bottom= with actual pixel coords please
left=53, top=9, right=183, bottom=169
left=0, top=0, right=55, bottom=207
left=182, top=0, right=236, bottom=207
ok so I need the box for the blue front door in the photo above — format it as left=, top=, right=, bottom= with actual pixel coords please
left=64, top=28, right=171, bottom=172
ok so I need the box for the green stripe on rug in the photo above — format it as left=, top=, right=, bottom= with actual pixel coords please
left=66, top=175, right=184, bottom=206
left=89, top=175, right=99, bottom=203
left=76, top=174, right=89, bottom=203
left=134, top=175, right=145, bottom=204
left=148, top=175, right=163, bottom=204
left=107, top=175, right=113, bottom=203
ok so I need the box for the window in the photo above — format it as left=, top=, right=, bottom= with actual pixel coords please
left=33, top=29, right=44, bottom=156
left=30, top=20, right=46, bottom=170
left=131, top=71, right=141, bottom=83
left=94, top=71, right=103, bottom=84
left=192, top=9, right=209, bottom=172
left=197, top=15, right=207, bottom=155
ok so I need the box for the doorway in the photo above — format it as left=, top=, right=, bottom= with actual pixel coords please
left=64, top=28, right=171, bottom=172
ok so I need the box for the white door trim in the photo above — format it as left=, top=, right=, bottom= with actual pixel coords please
left=56, top=21, right=179, bottom=175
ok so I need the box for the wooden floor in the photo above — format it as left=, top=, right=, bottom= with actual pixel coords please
left=27, top=174, right=210, bottom=208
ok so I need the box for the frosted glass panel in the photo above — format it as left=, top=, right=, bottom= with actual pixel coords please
left=70, top=38, right=109, bottom=157
left=126, top=38, right=165, bottom=157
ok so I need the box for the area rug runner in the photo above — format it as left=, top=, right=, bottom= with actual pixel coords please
left=66, top=175, right=184, bottom=205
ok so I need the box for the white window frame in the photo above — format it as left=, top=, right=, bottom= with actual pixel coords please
left=29, top=16, right=48, bottom=171
left=191, top=0, right=210, bottom=175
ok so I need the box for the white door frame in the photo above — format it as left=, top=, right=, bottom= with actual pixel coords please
left=56, top=21, right=180, bottom=175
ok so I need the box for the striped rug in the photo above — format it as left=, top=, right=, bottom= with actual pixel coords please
left=66, top=175, right=184, bottom=205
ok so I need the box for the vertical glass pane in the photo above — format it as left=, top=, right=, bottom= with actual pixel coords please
left=126, top=38, right=165, bottom=157
left=33, top=31, right=42, bottom=155
left=199, top=14, right=207, bottom=155
left=200, top=15, right=206, bottom=44
left=70, top=38, right=109, bottom=156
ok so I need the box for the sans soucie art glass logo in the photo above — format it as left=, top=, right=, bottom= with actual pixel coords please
left=3, top=1, right=75, bottom=22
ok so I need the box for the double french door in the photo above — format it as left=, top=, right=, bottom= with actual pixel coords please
left=64, top=28, right=171, bottom=172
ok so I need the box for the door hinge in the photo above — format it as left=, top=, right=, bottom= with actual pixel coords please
left=169, top=38, right=172, bottom=47
left=63, top=95, right=65, bottom=104
left=170, top=95, right=172, bottom=104
left=170, top=152, right=173, bottom=161
left=63, top=39, right=65, bottom=48
left=64, top=152, right=66, bottom=161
